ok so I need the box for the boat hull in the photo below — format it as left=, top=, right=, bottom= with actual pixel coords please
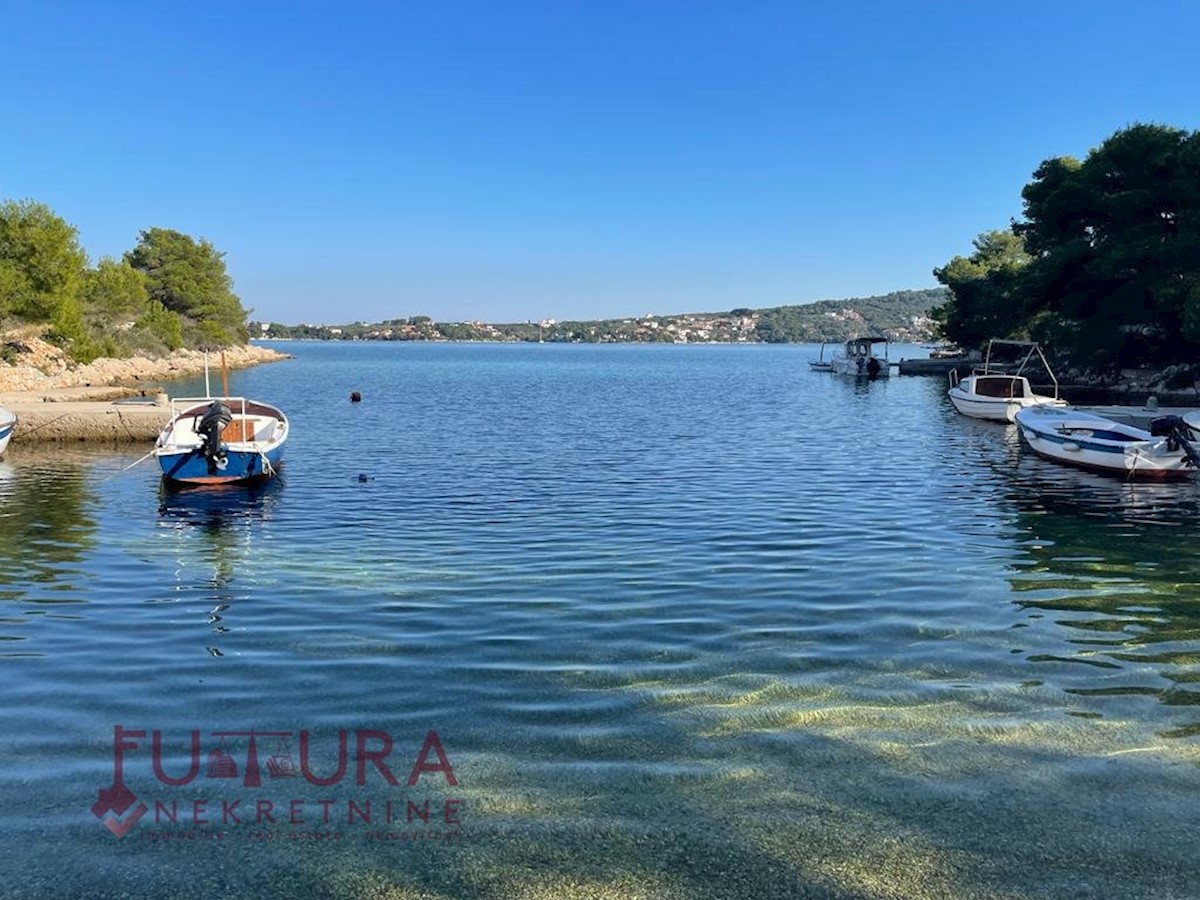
left=1015, top=406, right=1196, bottom=480
left=156, top=444, right=285, bottom=484
left=947, top=391, right=1065, bottom=422
left=0, top=411, right=14, bottom=457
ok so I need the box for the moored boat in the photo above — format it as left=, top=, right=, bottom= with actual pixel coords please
left=830, top=336, right=890, bottom=378
left=1014, top=405, right=1200, bottom=479
left=154, top=396, right=288, bottom=484
left=0, top=407, right=16, bottom=457
left=948, top=340, right=1065, bottom=422
left=808, top=342, right=834, bottom=372
left=949, top=372, right=1066, bottom=422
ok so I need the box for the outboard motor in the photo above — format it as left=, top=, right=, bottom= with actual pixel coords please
left=1149, top=415, right=1200, bottom=468
left=197, top=401, right=233, bottom=469
left=866, top=357, right=882, bottom=379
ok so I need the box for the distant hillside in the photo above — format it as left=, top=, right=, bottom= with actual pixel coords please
left=750, top=289, right=945, bottom=343
left=254, top=288, right=947, bottom=344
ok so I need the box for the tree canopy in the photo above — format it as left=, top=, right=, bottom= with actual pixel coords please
left=931, top=230, right=1030, bottom=349
left=0, top=200, right=249, bottom=362
left=0, top=200, right=87, bottom=322
left=126, top=227, right=249, bottom=345
left=934, top=123, right=1200, bottom=369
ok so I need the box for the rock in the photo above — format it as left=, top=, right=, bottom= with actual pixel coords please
left=0, top=329, right=291, bottom=392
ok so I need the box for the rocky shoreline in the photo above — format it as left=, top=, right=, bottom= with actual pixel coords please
left=0, top=332, right=290, bottom=393
left=900, top=354, right=1200, bottom=407
left=1053, top=363, right=1200, bottom=407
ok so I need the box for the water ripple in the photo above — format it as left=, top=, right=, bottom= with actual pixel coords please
left=2, top=344, right=1199, bottom=896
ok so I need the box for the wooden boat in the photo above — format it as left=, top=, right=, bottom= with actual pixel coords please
left=830, top=336, right=890, bottom=378
left=948, top=341, right=1065, bottom=422
left=154, top=396, right=288, bottom=484
left=0, top=407, right=15, bottom=457
left=1014, top=405, right=1200, bottom=480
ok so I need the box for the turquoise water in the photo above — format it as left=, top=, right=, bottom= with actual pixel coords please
left=1, top=341, right=1199, bottom=899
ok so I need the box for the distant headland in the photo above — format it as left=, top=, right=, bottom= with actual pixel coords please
left=252, top=288, right=946, bottom=345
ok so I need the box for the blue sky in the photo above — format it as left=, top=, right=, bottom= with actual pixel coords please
left=2, top=1, right=1198, bottom=324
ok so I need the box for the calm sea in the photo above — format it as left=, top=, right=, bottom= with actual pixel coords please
left=1, top=341, right=1198, bottom=899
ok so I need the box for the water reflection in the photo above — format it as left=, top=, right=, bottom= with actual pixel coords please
left=157, top=479, right=282, bottom=654
left=0, top=453, right=97, bottom=603
left=1003, top=459, right=1200, bottom=729
left=157, top=477, right=282, bottom=533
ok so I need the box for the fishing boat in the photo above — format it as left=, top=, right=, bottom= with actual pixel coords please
left=154, top=396, right=288, bottom=484
left=1014, top=405, right=1200, bottom=479
left=829, top=336, right=890, bottom=378
left=808, top=342, right=834, bottom=372
left=948, top=340, right=1065, bottom=422
left=0, top=407, right=16, bottom=457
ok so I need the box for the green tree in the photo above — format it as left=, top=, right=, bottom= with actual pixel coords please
left=931, top=230, right=1031, bottom=349
left=0, top=200, right=87, bottom=321
left=135, top=300, right=184, bottom=351
left=935, top=123, right=1200, bottom=367
left=125, top=227, right=248, bottom=344
left=0, top=261, right=29, bottom=319
left=1014, top=124, right=1200, bottom=366
left=81, top=257, right=150, bottom=321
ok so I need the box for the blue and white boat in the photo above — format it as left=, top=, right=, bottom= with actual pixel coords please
left=1015, top=405, right=1200, bottom=480
left=154, top=396, right=288, bottom=484
left=0, top=406, right=16, bottom=457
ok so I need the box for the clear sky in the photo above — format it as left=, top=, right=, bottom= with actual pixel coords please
left=2, top=1, right=1198, bottom=324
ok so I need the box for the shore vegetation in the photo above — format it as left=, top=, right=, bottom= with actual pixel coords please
left=0, top=200, right=249, bottom=363
left=933, top=123, right=1200, bottom=379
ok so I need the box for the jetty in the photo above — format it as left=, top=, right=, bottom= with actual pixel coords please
left=0, top=387, right=168, bottom=443
left=897, top=357, right=973, bottom=377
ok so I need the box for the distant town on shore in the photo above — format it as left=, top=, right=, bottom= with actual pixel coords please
left=252, top=288, right=945, bottom=345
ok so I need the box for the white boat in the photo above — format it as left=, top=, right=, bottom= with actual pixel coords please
left=808, top=342, right=834, bottom=372
left=948, top=340, right=1065, bottom=422
left=1014, top=405, right=1200, bottom=480
left=830, top=336, right=890, bottom=378
left=0, top=407, right=16, bottom=457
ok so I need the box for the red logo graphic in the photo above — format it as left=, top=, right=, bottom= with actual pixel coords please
left=91, top=725, right=461, bottom=841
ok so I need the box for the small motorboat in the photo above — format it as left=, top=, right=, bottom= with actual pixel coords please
left=1014, top=405, right=1200, bottom=480
left=808, top=342, right=834, bottom=372
left=0, top=406, right=16, bottom=457
left=154, top=396, right=288, bottom=484
left=830, top=336, right=890, bottom=378
left=948, top=340, right=1065, bottom=422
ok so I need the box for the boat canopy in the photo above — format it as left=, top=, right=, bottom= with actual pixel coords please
left=844, top=337, right=888, bottom=355
left=978, top=339, right=1059, bottom=400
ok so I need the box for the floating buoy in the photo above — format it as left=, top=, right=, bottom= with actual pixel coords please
left=357, top=473, right=370, bottom=483
left=350, top=391, right=362, bottom=403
